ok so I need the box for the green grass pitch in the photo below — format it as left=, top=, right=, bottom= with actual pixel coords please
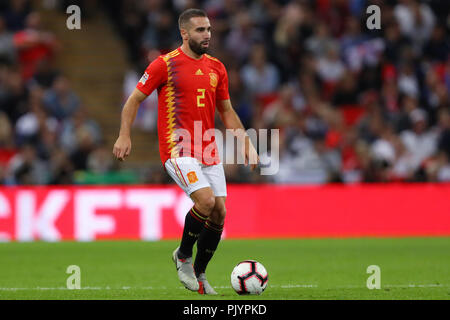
left=0, top=238, right=449, bottom=300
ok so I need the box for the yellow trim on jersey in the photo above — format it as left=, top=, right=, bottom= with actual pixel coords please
left=205, top=54, right=219, bottom=62
left=165, top=49, right=180, bottom=59
left=163, top=53, right=179, bottom=158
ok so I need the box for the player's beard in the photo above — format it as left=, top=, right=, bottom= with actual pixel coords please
left=189, top=38, right=208, bottom=56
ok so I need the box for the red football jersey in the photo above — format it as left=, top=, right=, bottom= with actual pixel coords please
left=136, top=47, right=229, bottom=166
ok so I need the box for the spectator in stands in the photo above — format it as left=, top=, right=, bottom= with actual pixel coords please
left=437, top=108, right=450, bottom=160
left=226, top=66, right=252, bottom=129
left=423, top=108, right=450, bottom=182
left=394, top=0, right=435, bottom=50
left=0, top=67, right=28, bottom=124
left=0, top=111, right=14, bottom=149
left=305, top=22, right=336, bottom=59
left=59, top=106, right=102, bottom=155
left=225, top=11, right=263, bottom=64
left=30, top=58, right=60, bottom=89
left=331, top=72, right=360, bottom=107
left=262, top=84, right=297, bottom=129
left=47, top=147, right=74, bottom=184
left=397, top=61, right=420, bottom=98
left=240, top=43, right=280, bottom=98
left=400, top=108, right=439, bottom=178
left=13, top=11, right=57, bottom=81
left=316, top=43, right=345, bottom=85
left=0, top=16, right=16, bottom=64
left=288, top=56, right=321, bottom=112
left=141, top=9, right=178, bottom=53
left=0, top=111, right=16, bottom=181
left=86, top=143, right=114, bottom=175
left=35, top=115, right=59, bottom=161
left=423, top=25, right=449, bottom=62
left=115, top=0, right=146, bottom=62
left=2, top=0, right=31, bottom=32
left=6, top=143, right=48, bottom=184
left=382, top=21, right=412, bottom=64
left=123, top=50, right=160, bottom=132
left=42, top=75, right=80, bottom=120
left=381, top=71, right=400, bottom=114
left=15, top=86, right=57, bottom=147
left=340, top=16, right=368, bottom=64
left=69, top=126, right=98, bottom=171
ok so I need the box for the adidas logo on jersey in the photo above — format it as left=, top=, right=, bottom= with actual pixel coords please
left=195, top=69, right=204, bottom=75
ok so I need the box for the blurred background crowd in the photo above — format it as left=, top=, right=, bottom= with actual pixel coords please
left=1, top=0, right=86, bottom=185
left=0, top=0, right=449, bottom=185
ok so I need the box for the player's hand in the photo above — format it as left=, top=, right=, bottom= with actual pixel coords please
left=113, top=135, right=131, bottom=161
left=245, top=139, right=260, bottom=171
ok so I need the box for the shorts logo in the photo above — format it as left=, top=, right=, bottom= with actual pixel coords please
left=139, top=72, right=149, bottom=85
left=209, top=72, right=218, bottom=90
left=187, top=171, right=198, bottom=184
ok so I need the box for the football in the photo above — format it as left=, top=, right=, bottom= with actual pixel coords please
left=230, top=260, right=269, bottom=295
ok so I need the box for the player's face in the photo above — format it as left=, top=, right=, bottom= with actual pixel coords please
left=186, top=17, right=211, bottom=55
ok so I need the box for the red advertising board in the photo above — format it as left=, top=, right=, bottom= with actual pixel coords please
left=0, top=184, right=449, bottom=241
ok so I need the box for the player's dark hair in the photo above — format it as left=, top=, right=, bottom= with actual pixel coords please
left=178, top=8, right=207, bottom=30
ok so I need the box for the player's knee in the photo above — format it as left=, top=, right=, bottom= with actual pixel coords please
left=195, top=195, right=216, bottom=215
left=210, top=207, right=226, bottom=225
left=218, top=208, right=227, bottom=225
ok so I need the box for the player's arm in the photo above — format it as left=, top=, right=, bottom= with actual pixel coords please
left=217, top=99, right=259, bottom=170
left=113, top=88, right=148, bottom=161
left=113, top=56, right=166, bottom=161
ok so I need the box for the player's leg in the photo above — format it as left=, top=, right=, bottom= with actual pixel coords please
left=193, top=163, right=227, bottom=294
left=194, top=196, right=226, bottom=295
left=194, top=196, right=226, bottom=277
left=178, top=187, right=215, bottom=259
left=165, top=157, right=215, bottom=291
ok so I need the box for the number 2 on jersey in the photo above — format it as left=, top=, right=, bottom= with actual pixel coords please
left=197, top=88, right=205, bottom=107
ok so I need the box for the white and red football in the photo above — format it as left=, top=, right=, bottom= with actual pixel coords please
left=230, top=260, right=269, bottom=295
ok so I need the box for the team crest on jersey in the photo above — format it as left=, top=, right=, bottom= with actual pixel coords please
left=139, top=72, right=149, bottom=85
left=187, top=171, right=198, bottom=184
left=209, top=72, right=218, bottom=89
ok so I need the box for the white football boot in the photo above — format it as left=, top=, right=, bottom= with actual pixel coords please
left=172, top=247, right=199, bottom=291
left=197, top=273, right=218, bottom=295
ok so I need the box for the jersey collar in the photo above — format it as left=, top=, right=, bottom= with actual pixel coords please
left=178, top=47, right=206, bottom=62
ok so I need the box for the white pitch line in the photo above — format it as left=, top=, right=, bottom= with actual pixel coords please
left=280, top=284, right=318, bottom=288
left=0, top=284, right=447, bottom=291
left=0, top=286, right=170, bottom=291
left=332, top=284, right=446, bottom=289
left=213, top=284, right=318, bottom=289
left=385, top=284, right=444, bottom=288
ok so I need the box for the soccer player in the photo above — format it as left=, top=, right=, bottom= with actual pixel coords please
left=113, top=8, right=259, bottom=295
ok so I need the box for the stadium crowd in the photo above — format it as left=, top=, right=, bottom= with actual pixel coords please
left=114, top=0, right=449, bottom=184
left=1, top=0, right=449, bottom=185
left=0, top=0, right=108, bottom=185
